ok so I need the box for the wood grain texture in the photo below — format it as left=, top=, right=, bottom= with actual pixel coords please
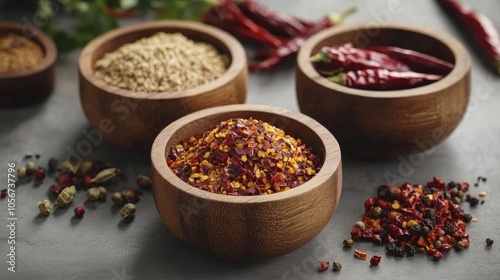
left=79, top=21, right=247, bottom=151
left=150, top=104, right=342, bottom=260
left=296, top=23, right=471, bottom=158
left=0, top=22, right=56, bottom=108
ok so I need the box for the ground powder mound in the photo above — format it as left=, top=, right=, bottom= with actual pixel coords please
left=94, top=32, right=228, bottom=93
left=0, top=34, right=44, bottom=74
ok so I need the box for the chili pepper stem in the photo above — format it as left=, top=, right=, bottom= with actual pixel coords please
left=327, top=73, right=347, bottom=86
left=496, top=60, right=500, bottom=75
left=327, top=6, right=357, bottom=25
left=309, top=51, right=329, bottom=63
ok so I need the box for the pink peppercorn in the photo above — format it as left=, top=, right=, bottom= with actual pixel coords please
left=74, top=206, right=86, bottom=218
left=1, top=189, right=7, bottom=198
left=370, top=255, right=382, bottom=266
left=34, top=167, right=46, bottom=180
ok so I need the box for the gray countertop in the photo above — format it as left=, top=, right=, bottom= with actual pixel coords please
left=1, top=0, right=499, bottom=279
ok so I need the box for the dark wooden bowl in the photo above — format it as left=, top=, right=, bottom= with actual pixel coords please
left=296, top=23, right=471, bottom=158
left=79, top=21, right=247, bottom=151
left=0, top=22, right=57, bottom=108
left=150, top=104, right=342, bottom=260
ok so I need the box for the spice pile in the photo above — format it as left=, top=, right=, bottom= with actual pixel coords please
left=94, top=32, right=228, bottom=93
left=0, top=34, right=44, bottom=74
left=168, top=118, right=320, bottom=195
left=310, top=43, right=453, bottom=90
left=345, top=177, right=485, bottom=261
left=2, top=154, right=151, bottom=222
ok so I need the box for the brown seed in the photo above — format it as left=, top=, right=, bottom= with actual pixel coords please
left=332, top=262, right=342, bottom=271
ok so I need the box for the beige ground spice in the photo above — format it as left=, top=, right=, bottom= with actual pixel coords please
left=0, top=34, right=44, bottom=75
left=94, top=32, right=228, bottom=93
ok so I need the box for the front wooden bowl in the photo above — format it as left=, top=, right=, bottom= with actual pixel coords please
left=296, top=23, right=471, bottom=158
left=0, top=22, right=57, bottom=108
left=151, top=104, right=342, bottom=260
left=79, top=21, right=247, bottom=151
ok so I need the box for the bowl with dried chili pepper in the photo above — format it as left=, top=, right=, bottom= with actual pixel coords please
left=150, top=104, right=342, bottom=260
left=0, top=22, right=57, bottom=108
left=79, top=20, right=247, bottom=151
left=296, top=23, right=471, bottom=158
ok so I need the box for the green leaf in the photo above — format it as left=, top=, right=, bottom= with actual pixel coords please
left=157, top=0, right=217, bottom=21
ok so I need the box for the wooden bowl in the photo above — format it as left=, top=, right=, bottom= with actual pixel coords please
left=79, top=21, right=247, bottom=151
left=296, top=23, right=471, bottom=158
left=150, top=104, right=342, bottom=260
left=0, top=22, right=57, bottom=108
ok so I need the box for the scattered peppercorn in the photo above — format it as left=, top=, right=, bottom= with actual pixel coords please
left=332, top=262, right=342, bottom=272
left=469, top=197, right=480, bottom=207
left=17, top=166, right=27, bottom=179
left=343, top=238, right=354, bottom=248
left=354, top=221, right=365, bottom=230
left=38, top=199, right=53, bottom=216
left=48, top=158, right=58, bottom=173
left=98, top=186, right=107, bottom=200
left=486, top=238, right=494, bottom=246
left=168, top=118, right=320, bottom=195
left=1, top=189, right=7, bottom=198
left=74, top=206, right=86, bottom=218
left=120, top=203, right=136, bottom=222
left=87, top=187, right=101, bottom=201
left=370, top=255, right=381, bottom=266
left=318, top=261, right=329, bottom=272
left=137, top=175, right=152, bottom=190
left=112, top=192, right=125, bottom=205
left=26, top=162, right=36, bottom=176
left=34, top=167, right=46, bottom=181
left=122, top=189, right=138, bottom=203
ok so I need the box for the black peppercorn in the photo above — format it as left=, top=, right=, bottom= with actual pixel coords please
left=444, top=225, right=454, bottom=235
left=447, top=181, right=456, bottom=189
left=421, top=197, right=431, bottom=206
left=469, top=197, right=479, bottom=207
left=394, top=246, right=405, bottom=257
left=378, top=188, right=396, bottom=201
left=406, top=245, right=416, bottom=257
left=462, top=213, right=473, bottom=223
left=486, top=238, right=494, bottom=246
left=443, top=192, right=451, bottom=200
left=424, top=209, right=435, bottom=219
left=421, top=225, right=430, bottom=236
left=386, top=243, right=397, bottom=254
left=332, top=262, right=342, bottom=272
left=410, top=224, right=422, bottom=234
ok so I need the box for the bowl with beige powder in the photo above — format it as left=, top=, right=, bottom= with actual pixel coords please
left=0, top=22, right=57, bottom=108
left=79, top=20, right=247, bottom=151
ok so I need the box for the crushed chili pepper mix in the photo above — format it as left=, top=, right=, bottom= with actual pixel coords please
left=168, top=118, right=321, bottom=195
left=349, top=177, right=481, bottom=261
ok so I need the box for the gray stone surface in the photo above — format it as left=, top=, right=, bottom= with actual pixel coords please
left=1, top=0, right=499, bottom=279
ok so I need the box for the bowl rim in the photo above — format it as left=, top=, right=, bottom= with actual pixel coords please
left=297, top=22, right=471, bottom=98
left=0, top=22, right=57, bottom=79
left=79, top=20, right=246, bottom=100
left=151, top=104, right=341, bottom=204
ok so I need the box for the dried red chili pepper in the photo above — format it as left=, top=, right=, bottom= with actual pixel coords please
left=202, top=0, right=284, bottom=48
left=363, top=46, right=454, bottom=74
left=249, top=7, right=356, bottom=71
left=354, top=249, right=367, bottom=260
left=310, top=44, right=410, bottom=72
left=328, top=69, right=443, bottom=90
left=437, top=0, right=500, bottom=74
left=237, top=0, right=307, bottom=38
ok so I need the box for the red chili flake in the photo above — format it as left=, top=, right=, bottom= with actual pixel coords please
left=1, top=189, right=7, bottom=198
left=347, top=177, right=475, bottom=261
left=370, top=255, right=382, bottom=266
left=354, top=249, right=367, bottom=260
left=318, top=261, right=329, bottom=272
left=168, top=118, right=321, bottom=196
